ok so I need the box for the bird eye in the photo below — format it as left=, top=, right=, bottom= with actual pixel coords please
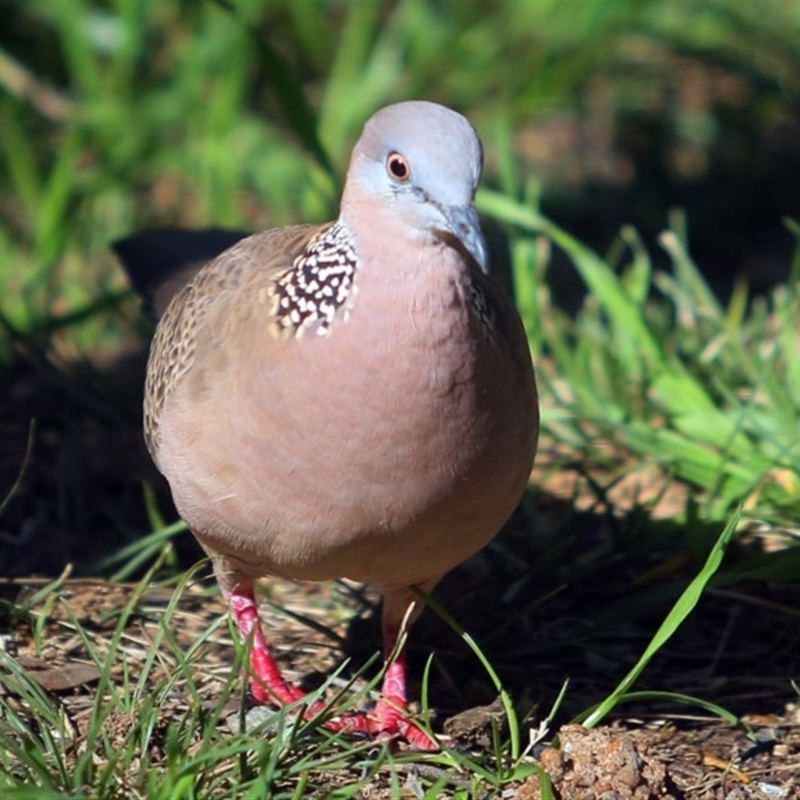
left=386, top=152, right=411, bottom=182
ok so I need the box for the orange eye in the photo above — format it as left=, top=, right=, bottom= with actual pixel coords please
left=386, top=152, right=410, bottom=181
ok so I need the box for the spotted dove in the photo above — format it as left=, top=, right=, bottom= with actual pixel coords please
left=115, top=101, right=539, bottom=748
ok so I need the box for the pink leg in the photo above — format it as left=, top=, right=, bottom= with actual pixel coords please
left=229, top=586, right=305, bottom=705
left=229, top=585, right=375, bottom=735
left=369, top=618, right=438, bottom=750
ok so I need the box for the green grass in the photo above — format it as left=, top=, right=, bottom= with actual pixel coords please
left=1, top=0, right=800, bottom=795
left=484, top=189, right=800, bottom=527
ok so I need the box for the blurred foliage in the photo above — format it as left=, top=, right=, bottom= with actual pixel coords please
left=1, top=0, right=798, bottom=342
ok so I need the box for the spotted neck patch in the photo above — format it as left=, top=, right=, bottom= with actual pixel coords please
left=269, top=221, right=358, bottom=337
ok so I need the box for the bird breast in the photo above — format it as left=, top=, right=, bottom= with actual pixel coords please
left=155, top=245, right=536, bottom=589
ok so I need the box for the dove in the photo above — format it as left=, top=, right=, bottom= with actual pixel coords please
left=115, top=101, right=538, bottom=747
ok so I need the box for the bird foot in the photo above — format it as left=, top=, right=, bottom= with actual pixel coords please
left=367, top=695, right=438, bottom=750
left=249, top=681, right=437, bottom=749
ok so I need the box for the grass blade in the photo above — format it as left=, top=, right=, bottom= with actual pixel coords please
left=581, top=508, right=739, bottom=729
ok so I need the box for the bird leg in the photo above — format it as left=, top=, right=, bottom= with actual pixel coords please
left=369, top=615, right=438, bottom=749
left=228, top=584, right=437, bottom=748
left=228, top=586, right=305, bottom=705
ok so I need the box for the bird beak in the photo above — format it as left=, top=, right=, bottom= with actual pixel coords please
left=440, top=204, right=489, bottom=274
